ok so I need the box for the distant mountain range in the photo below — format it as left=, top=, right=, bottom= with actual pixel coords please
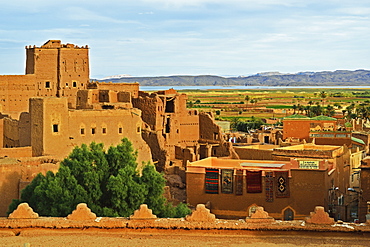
left=95, top=69, right=370, bottom=87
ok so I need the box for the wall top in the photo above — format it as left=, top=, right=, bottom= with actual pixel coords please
left=25, top=40, right=88, bottom=50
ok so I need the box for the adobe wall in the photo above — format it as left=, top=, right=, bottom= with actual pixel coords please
left=0, top=75, right=37, bottom=118
left=26, top=41, right=89, bottom=109
left=359, top=165, right=370, bottom=222
left=92, top=82, right=139, bottom=98
left=76, top=89, right=133, bottom=109
left=30, top=97, right=152, bottom=164
left=3, top=118, right=20, bottom=148
left=27, top=47, right=59, bottom=96
left=132, top=94, right=162, bottom=131
left=0, top=119, right=3, bottom=148
left=18, top=112, right=31, bottom=147
left=186, top=168, right=331, bottom=220
left=234, top=147, right=274, bottom=160
left=2, top=204, right=370, bottom=232
left=0, top=158, right=59, bottom=216
left=0, top=147, right=32, bottom=158
left=283, top=119, right=337, bottom=141
left=283, top=120, right=311, bottom=140
left=141, top=130, right=168, bottom=172
left=272, top=148, right=341, bottom=160
left=312, top=137, right=352, bottom=147
left=199, top=112, right=221, bottom=142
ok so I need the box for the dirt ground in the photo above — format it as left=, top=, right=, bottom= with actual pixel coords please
left=1, top=228, right=370, bottom=247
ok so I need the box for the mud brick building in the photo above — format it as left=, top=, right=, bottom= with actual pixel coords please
left=0, top=40, right=89, bottom=118
left=187, top=143, right=354, bottom=221
left=0, top=40, right=232, bottom=216
left=283, top=114, right=366, bottom=151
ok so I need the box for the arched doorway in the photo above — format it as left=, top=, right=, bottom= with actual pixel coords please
left=283, top=207, right=294, bottom=221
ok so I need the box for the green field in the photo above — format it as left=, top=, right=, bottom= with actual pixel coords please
left=181, top=88, right=370, bottom=122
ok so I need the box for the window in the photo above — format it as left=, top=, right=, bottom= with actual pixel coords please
left=80, top=128, right=85, bottom=135
left=118, top=127, right=123, bottom=134
left=137, top=126, right=141, bottom=133
left=91, top=128, right=96, bottom=134
left=45, top=81, right=50, bottom=88
left=102, top=128, right=107, bottom=134
left=73, top=81, right=77, bottom=87
left=53, top=124, right=59, bottom=133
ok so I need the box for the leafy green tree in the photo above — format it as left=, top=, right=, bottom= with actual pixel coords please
left=8, top=138, right=191, bottom=218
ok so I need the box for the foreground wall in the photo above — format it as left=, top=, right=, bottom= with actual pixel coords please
left=2, top=203, right=370, bottom=233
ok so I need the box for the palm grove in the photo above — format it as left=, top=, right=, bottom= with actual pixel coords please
left=8, top=138, right=190, bottom=218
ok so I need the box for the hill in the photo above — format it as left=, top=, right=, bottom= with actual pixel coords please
left=96, top=69, right=370, bottom=87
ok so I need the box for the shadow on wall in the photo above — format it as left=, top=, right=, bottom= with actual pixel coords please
left=0, top=171, right=21, bottom=217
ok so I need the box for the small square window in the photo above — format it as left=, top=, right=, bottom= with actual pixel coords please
left=92, top=128, right=96, bottom=134
left=80, top=128, right=85, bottom=135
left=45, top=81, right=50, bottom=88
left=102, top=128, right=106, bottom=134
left=53, top=124, right=59, bottom=133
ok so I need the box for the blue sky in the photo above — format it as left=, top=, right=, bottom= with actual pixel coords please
left=1, top=0, right=370, bottom=79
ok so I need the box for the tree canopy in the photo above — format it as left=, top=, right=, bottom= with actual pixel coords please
left=8, top=138, right=190, bottom=218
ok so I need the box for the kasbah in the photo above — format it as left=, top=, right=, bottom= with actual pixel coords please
left=1, top=40, right=370, bottom=228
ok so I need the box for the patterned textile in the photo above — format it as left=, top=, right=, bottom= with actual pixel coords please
left=275, top=171, right=290, bottom=198
left=221, top=169, right=233, bottom=194
left=235, top=169, right=243, bottom=195
left=265, top=171, right=274, bottom=202
left=205, top=168, right=219, bottom=194
left=246, top=170, right=262, bottom=193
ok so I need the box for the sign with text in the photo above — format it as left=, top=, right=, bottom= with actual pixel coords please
left=299, top=160, right=319, bottom=169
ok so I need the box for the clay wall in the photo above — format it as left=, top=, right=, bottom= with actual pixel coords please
left=0, top=75, right=37, bottom=118
left=0, top=119, right=3, bottom=148
left=77, top=89, right=133, bottom=109
left=2, top=203, right=370, bottom=232
left=283, top=120, right=311, bottom=140
left=234, top=146, right=274, bottom=160
left=132, top=95, right=162, bottom=131
left=179, top=113, right=199, bottom=144
left=76, top=90, right=93, bottom=109
left=141, top=130, right=167, bottom=172
left=283, top=119, right=337, bottom=141
left=0, top=158, right=59, bottom=216
left=359, top=166, right=370, bottom=222
left=18, top=112, right=31, bottom=147
left=186, top=167, right=332, bottom=219
left=0, top=147, right=32, bottom=158
left=30, top=97, right=152, bottom=164
left=57, top=47, right=89, bottom=108
left=199, top=112, right=221, bottom=142
left=92, top=82, right=139, bottom=98
left=25, top=41, right=89, bottom=109
left=3, top=118, right=20, bottom=148
left=28, top=47, right=59, bottom=96
left=350, top=151, right=363, bottom=189
left=311, top=136, right=352, bottom=147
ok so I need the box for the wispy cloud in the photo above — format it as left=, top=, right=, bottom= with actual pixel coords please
left=64, top=7, right=140, bottom=24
